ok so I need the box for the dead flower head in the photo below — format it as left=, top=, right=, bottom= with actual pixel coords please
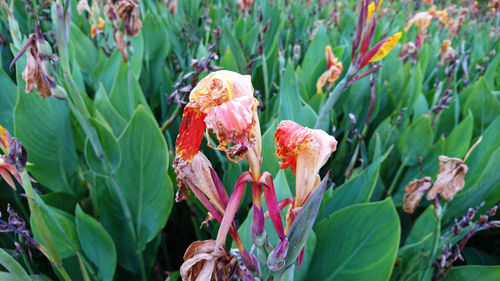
left=116, top=0, right=142, bottom=36
left=403, top=177, right=432, bottom=214
left=399, top=42, right=417, bottom=61
left=180, top=240, right=239, bottom=281
left=427, top=156, right=468, bottom=201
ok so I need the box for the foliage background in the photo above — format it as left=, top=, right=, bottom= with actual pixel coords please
left=0, top=0, right=499, bottom=280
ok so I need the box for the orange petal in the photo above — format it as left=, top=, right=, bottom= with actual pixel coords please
left=175, top=107, right=207, bottom=162
left=0, top=125, right=10, bottom=152
left=316, top=71, right=330, bottom=94
left=369, top=32, right=402, bottom=63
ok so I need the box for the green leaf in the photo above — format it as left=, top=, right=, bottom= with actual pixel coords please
left=109, top=63, right=151, bottom=120
left=0, top=248, right=31, bottom=281
left=14, top=75, right=78, bottom=193
left=444, top=113, right=473, bottom=158
left=94, top=84, right=128, bottom=136
left=0, top=68, right=17, bottom=132
left=398, top=115, right=432, bottom=166
left=142, top=13, right=169, bottom=62
left=278, top=62, right=318, bottom=128
left=101, top=106, right=173, bottom=271
left=318, top=151, right=389, bottom=221
left=309, top=198, right=400, bottom=281
left=286, top=175, right=329, bottom=268
left=31, top=206, right=79, bottom=259
left=75, top=206, right=116, bottom=281
left=69, top=23, right=98, bottom=75
left=462, top=77, right=500, bottom=134
left=84, top=119, right=121, bottom=176
left=260, top=119, right=279, bottom=174
left=441, top=266, right=500, bottom=281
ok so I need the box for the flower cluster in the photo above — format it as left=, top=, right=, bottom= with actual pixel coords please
left=173, top=70, right=337, bottom=280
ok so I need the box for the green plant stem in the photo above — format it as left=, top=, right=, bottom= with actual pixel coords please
left=161, top=105, right=181, bottom=133
left=315, top=77, right=348, bottom=130
left=422, top=202, right=446, bottom=281
left=386, top=161, right=406, bottom=196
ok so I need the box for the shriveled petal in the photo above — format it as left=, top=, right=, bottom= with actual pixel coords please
left=205, top=96, right=259, bottom=162
left=180, top=240, right=236, bottom=281
left=427, top=156, right=468, bottom=201
left=175, top=107, right=207, bottom=162
left=369, top=32, right=402, bottom=63
left=403, top=177, right=432, bottom=214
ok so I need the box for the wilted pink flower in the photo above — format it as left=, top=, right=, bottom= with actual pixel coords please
left=175, top=71, right=262, bottom=177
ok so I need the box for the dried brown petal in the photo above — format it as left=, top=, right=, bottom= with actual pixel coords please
left=403, top=177, right=432, bottom=214
left=180, top=240, right=238, bottom=281
left=113, top=29, right=128, bottom=62
left=22, top=48, right=53, bottom=99
left=116, top=0, right=142, bottom=36
left=427, top=156, right=468, bottom=201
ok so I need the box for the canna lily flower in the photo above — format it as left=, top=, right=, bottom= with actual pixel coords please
left=90, top=25, right=97, bottom=38
left=175, top=70, right=262, bottom=177
left=97, top=17, right=105, bottom=30
left=274, top=121, right=337, bottom=232
left=404, top=12, right=433, bottom=35
left=316, top=46, right=343, bottom=93
left=438, top=39, right=457, bottom=65
left=0, top=126, right=24, bottom=190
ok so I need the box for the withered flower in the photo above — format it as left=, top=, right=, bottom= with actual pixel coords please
left=167, top=0, right=177, bottom=14
left=175, top=71, right=262, bottom=178
left=180, top=240, right=240, bottom=281
left=0, top=126, right=26, bottom=190
left=113, top=29, right=128, bottom=62
left=438, top=39, right=457, bottom=65
left=399, top=42, right=417, bottom=61
left=403, top=177, right=432, bottom=214
left=115, top=0, right=142, bottom=36
left=427, top=156, right=468, bottom=201
left=76, top=0, right=91, bottom=15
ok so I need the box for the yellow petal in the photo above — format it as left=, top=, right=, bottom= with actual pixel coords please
left=369, top=32, right=402, bottom=63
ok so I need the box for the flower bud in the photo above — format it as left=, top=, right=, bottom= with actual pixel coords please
left=50, top=85, right=68, bottom=100
left=267, top=238, right=289, bottom=271
left=36, top=40, right=52, bottom=56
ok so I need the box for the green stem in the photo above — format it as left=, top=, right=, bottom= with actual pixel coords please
left=161, top=105, right=181, bottom=133
left=422, top=202, right=446, bottom=281
left=315, top=77, right=349, bottom=130
left=386, top=161, right=406, bottom=196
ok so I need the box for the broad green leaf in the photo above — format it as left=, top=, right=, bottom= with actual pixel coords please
left=109, top=63, right=151, bottom=120
left=31, top=206, right=79, bottom=259
left=462, top=78, right=500, bottom=134
left=75, top=206, right=116, bottom=281
left=0, top=68, right=17, bottom=132
left=101, top=106, right=173, bottom=271
left=318, top=151, right=389, bottom=221
left=0, top=248, right=31, bottom=281
left=84, top=119, right=121, bottom=176
left=309, top=198, right=400, bottom=281
left=142, top=13, right=169, bottom=62
left=219, top=22, right=246, bottom=73
left=69, top=23, right=98, bottom=75
left=14, top=57, right=78, bottom=192
left=398, top=115, right=432, bottom=166
left=94, top=84, right=128, bottom=136
left=278, top=62, right=318, bottom=128
left=444, top=113, right=473, bottom=158
left=441, top=266, right=500, bottom=281
left=260, top=119, right=279, bottom=174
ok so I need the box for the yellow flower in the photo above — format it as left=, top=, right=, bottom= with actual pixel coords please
left=97, top=17, right=105, bottom=30
left=404, top=12, right=433, bottom=34
left=367, top=0, right=384, bottom=21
